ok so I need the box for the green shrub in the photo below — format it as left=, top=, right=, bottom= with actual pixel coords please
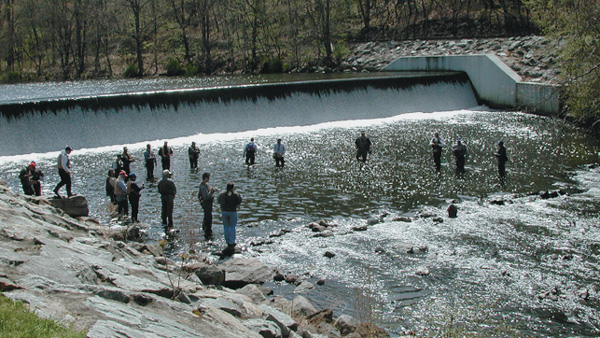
left=2, top=71, right=22, bottom=83
left=185, top=64, right=199, bottom=76
left=0, top=293, right=86, bottom=337
left=166, top=58, right=186, bottom=76
left=123, top=64, right=140, bottom=78
left=260, top=58, right=283, bottom=74
left=333, top=42, right=350, bottom=63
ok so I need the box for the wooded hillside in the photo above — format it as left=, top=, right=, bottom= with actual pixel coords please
left=0, top=0, right=536, bottom=81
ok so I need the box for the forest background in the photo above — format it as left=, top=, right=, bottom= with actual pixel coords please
left=0, top=0, right=598, bottom=124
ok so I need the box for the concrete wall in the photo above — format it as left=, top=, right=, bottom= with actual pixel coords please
left=383, top=54, right=560, bottom=115
left=516, top=82, right=561, bottom=116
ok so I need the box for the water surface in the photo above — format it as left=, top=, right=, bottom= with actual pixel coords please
left=0, top=76, right=599, bottom=337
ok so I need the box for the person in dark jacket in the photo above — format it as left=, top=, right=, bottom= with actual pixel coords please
left=218, top=182, right=242, bottom=256
left=158, top=170, right=177, bottom=229
left=144, top=144, right=157, bottom=181
left=495, top=140, right=509, bottom=179
left=120, top=146, right=135, bottom=175
left=28, top=162, right=44, bottom=196
left=243, top=138, right=257, bottom=166
left=112, top=154, right=124, bottom=173
left=19, top=162, right=36, bottom=196
left=188, top=142, right=200, bottom=169
left=355, top=131, right=372, bottom=163
left=127, top=172, right=144, bottom=223
left=106, top=169, right=117, bottom=204
left=452, top=138, right=469, bottom=175
left=158, top=142, right=173, bottom=171
left=430, top=132, right=445, bottom=172
left=198, top=172, right=218, bottom=240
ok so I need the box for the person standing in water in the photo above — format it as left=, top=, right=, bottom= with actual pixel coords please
left=273, top=138, right=286, bottom=168
left=127, top=172, right=144, bottom=223
left=144, top=144, right=157, bottom=181
left=114, top=170, right=129, bottom=218
left=159, top=141, right=173, bottom=171
left=112, top=154, right=124, bottom=173
left=53, top=146, right=73, bottom=198
left=243, top=138, right=257, bottom=166
left=218, top=182, right=242, bottom=256
left=120, top=147, right=135, bottom=175
left=188, top=142, right=200, bottom=169
left=198, top=172, right=218, bottom=239
left=452, top=137, right=469, bottom=175
left=355, top=131, right=372, bottom=163
left=430, top=132, right=445, bottom=172
left=106, top=169, right=117, bottom=205
left=495, top=140, right=508, bottom=179
left=158, top=170, right=177, bottom=229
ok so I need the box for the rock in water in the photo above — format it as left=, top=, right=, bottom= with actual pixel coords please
left=48, top=195, right=89, bottom=217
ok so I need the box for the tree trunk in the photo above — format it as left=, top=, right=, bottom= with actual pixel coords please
left=4, top=0, right=16, bottom=71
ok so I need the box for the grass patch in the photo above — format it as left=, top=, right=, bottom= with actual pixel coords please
left=0, top=293, right=86, bottom=338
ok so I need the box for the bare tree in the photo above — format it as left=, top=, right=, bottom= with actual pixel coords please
left=73, top=0, right=94, bottom=78
left=306, top=0, right=334, bottom=65
left=1, top=0, right=16, bottom=72
left=167, top=0, right=196, bottom=63
left=197, top=0, right=216, bottom=73
left=123, top=0, right=153, bottom=76
left=357, top=0, right=374, bottom=35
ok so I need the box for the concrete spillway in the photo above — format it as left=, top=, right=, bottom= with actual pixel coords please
left=383, top=54, right=561, bottom=115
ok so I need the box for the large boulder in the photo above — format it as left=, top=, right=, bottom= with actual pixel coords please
left=191, top=263, right=225, bottom=286
left=48, top=195, right=89, bottom=217
left=219, top=258, right=274, bottom=289
left=291, top=295, right=318, bottom=318
left=238, top=284, right=267, bottom=304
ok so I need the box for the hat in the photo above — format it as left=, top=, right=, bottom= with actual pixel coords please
left=129, top=172, right=136, bottom=177
left=119, top=170, right=127, bottom=177
left=498, top=140, right=504, bottom=145
left=162, top=169, right=172, bottom=177
left=456, top=137, right=462, bottom=141
left=29, top=161, right=36, bottom=168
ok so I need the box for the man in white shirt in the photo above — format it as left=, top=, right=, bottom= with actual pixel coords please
left=273, top=139, right=286, bottom=168
left=53, top=146, right=73, bottom=198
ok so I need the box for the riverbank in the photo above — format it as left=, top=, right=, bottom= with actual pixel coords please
left=0, top=180, right=390, bottom=337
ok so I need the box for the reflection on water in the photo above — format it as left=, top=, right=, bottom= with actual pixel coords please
left=2, top=110, right=600, bottom=337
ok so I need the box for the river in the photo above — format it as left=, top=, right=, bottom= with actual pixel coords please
left=0, top=74, right=599, bottom=337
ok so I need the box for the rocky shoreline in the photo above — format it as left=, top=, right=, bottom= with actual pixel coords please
left=335, top=35, right=561, bottom=85
left=0, top=181, right=389, bottom=338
